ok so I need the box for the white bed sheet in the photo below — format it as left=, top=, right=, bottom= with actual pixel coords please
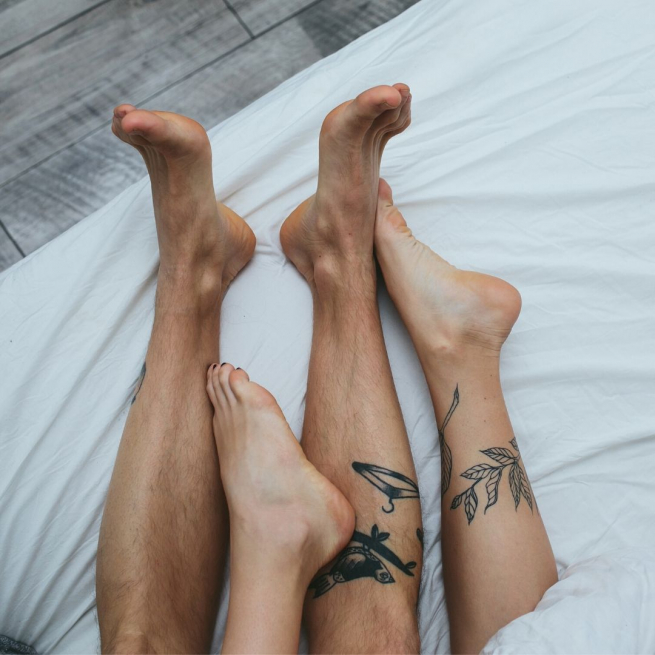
left=2, top=0, right=655, bottom=652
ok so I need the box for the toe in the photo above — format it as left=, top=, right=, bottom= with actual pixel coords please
left=120, top=109, right=170, bottom=145
left=352, top=85, right=404, bottom=121
left=378, top=178, right=394, bottom=205
left=236, top=378, right=281, bottom=412
left=228, top=367, right=251, bottom=398
left=376, top=180, right=409, bottom=235
left=392, top=83, right=411, bottom=102
left=114, top=104, right=136, bottom=119
left=372, top=90, right=411, bottom=132
left=211, top=364, right=229, bottom=407
left=218, top=363, right=237, bottom=404
left=206, top=364, right=220, bottom=406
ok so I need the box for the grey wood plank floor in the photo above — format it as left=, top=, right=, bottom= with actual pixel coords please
left=0, top=0, right=420, bottom=272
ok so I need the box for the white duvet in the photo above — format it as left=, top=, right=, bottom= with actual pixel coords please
left=2, top=0, right=655, bottom=652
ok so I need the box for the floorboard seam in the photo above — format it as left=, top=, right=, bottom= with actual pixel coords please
left=250, top=0, right=325, bottom=38
left=0, top=219, right=26, bottom=257
left=0, top=0, right=114, bottom=61
left=222, top=0, right=255, bottom=39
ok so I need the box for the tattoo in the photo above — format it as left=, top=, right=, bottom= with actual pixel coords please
left=310, top=524, right=417, bottom=598
left=439, top=385, right=459, bottom=497
left=131, top=362, right=146, bottom=404
left=416, top=528, right=424, bottom=547
left=450, top=437, right=534, bottom=524
left=352, top=462, right=419, bottom=513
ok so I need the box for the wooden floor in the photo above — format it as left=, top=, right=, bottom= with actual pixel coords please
left=0, top=0, right=419, bottom=272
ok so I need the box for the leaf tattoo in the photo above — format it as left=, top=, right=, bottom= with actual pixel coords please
left=439, top=386, right=459, bottom=497
left=440, top=437, right=452, bottom=498
left=464, top=488, right=478, bottom=524
left=461, top=463, right=496, bottom=479
left=518, top=465, right=533, bottom=511
left=484, top=467, right=502, bottom=512
left=450, top=438, right=534, bottom=524
left=509, top=463, right=521, bottom=509
left=480, top=448, right=515, bottom=464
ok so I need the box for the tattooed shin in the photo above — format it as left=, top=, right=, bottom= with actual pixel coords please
left=310, top=461, right=421, bottom=598
left=450, top=437, right=535, bottom=525
left=352, top=462, right=419, bottom=513
left=310, top=524, right=417, bottom=598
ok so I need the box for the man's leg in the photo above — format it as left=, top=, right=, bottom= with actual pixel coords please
left=96, top=106, right=255, bottom=653
left=281, top=85, right=421, bottom=653
left=374, top=181, right=558, bottom=653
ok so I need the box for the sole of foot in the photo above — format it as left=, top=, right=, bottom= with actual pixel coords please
left=374, top=179, right=522, bottom=360
left=206, top=364, right=355, bottom=578
left=280, top=84, right=412, bottom=286
left=112, top=104, right=255, bottom=291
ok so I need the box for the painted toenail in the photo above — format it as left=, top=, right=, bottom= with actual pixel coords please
left=220, top=362, right=226, bottom=367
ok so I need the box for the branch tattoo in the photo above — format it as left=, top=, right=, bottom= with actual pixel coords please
left=310, top=525, right=417, bottom=598
left=439, top=385, right=459, bottom=498
left=450, top=437, right=534, bottom=525
left=352, top=462, right=419, bottom=513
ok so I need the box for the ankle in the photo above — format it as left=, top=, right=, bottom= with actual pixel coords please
left=310, top=253, right=377, bottom=300
left=420, top=340, right=502, bottom=390
left=156, top=263, right=226, bottom=310
left=230, top=516, right=318, bottom=580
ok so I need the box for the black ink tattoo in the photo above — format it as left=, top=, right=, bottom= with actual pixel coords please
left=416, top=528, right=424, bottom=547
left=450, top=438, right=534, bottom=524
left=439, top=385, right=459, bottom=498
left=310, top=524, right=417, bottom=598
left=352, top=462, right=419, bottom=513
left=131, top=362, right=146, bottom=404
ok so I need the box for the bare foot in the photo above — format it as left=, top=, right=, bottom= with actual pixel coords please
left=280, top=84, right=412, bottom=287
left=112, top=105, right=255, bottom=292
left=206, top=364, right=355, bottom=579
left=374, top=180, right=522, bottom=360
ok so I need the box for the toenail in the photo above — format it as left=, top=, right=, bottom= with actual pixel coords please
left=236, top=367, right=242, bottom=371
left=220, top=362, right=226, bottom=367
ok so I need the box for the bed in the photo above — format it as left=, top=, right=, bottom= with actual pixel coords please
left=2, top=0, right=655, bottom=652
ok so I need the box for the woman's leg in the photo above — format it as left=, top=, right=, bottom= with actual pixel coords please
left=374, top=181, right=557, bottom=653
left=96, top=107, right=255, bottom=653
left=205, top=364, right=355, bottom=654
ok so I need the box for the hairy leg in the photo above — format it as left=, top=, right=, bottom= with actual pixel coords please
left=205, top=364, right=354, bottom=654
left=375, top=181, right=557, bottom=654
left=96, top=107, right=255, bottom=653
left=281, top=86, right=422, bottom=654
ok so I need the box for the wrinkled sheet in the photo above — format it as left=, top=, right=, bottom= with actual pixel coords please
left=2, top=0, right=655, bottom=652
